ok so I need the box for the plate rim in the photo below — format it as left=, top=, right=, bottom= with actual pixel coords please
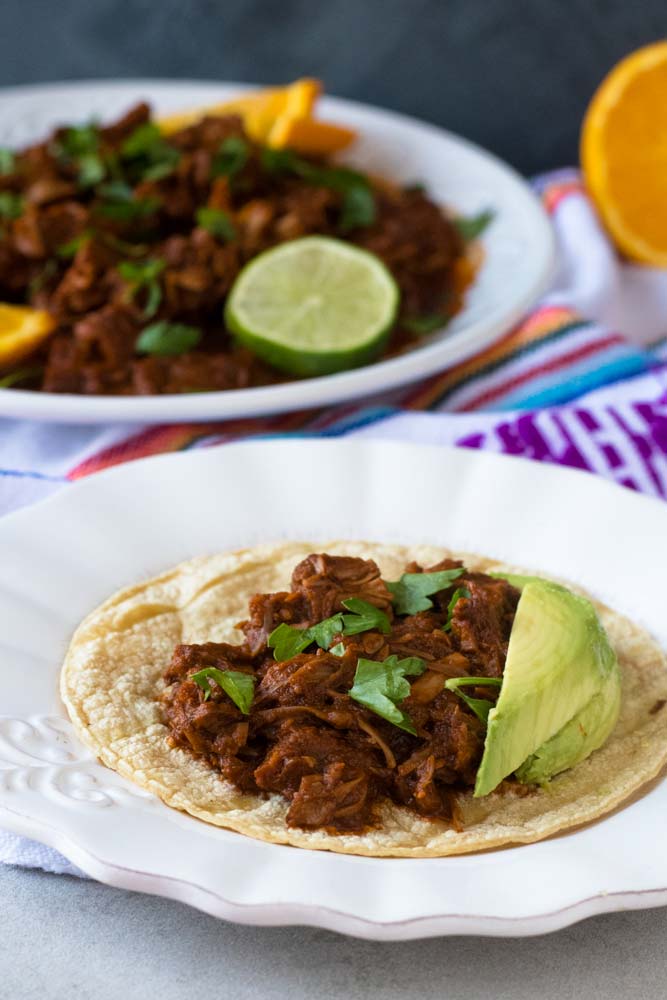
left=2, top=439, right=665, bottom=940
left=2, top=802, right=667, bottom=940
left=0, top=78, right=555, bottom=424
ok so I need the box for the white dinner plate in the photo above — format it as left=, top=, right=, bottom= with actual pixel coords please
left=0, top=439, right=666, bottom=939
left=0, top=79, right=554, bottom=424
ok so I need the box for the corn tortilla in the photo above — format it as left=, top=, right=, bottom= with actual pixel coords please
left=60, top=541, right=667, bottom=857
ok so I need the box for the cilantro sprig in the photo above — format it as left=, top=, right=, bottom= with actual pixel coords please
left=268, top=598, right=391, bottom=662
left=454, top=209, right=494, bottom=242
left=0, top=191, right=24, bottom=220
left=0, top=366, right=43, bottom=388
left=444, top=676, right=502, bottom=723
left=120, top=123, right=181, bottom=182
left=0, top=148, right=15, bottom=175
left=191, top=667, right=255, bottom=714
left=53, top=122, right=106, bottom=188
left=211, top=136, right=249, bottom=179
left=135, top=321, right=201, bottom=356
left=266, top=623, right=312, bottom=661
left=96, top=180, right=161, bottom=222
left=338, top=184, right=376, bottom=231
left=118, top=257, right=166, bottom=317
left=443, top=587, right=471, bottom=632
left=196, top=206, right=236, bottom=242
left=56, top=231, right=92, bottom=259
left=402, top=314, right=448, bottom=336
left=386, top=568, right=464, bottom=615
left=349, top=655, right=426, bottom=734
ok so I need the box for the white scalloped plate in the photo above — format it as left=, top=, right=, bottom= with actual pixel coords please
left=0, top=79, right=554, bottom=424
left=1, top=439, right=666, bottom=939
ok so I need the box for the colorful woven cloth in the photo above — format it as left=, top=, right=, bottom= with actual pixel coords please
left=1, top=168, right=667, bottom=874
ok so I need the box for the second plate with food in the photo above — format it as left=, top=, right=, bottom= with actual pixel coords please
left=0, top=79, right=554, bottom=423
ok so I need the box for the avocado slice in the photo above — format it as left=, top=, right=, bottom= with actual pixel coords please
left=474, top=578, right=620, bottom=798
left=515, top=671, right=621, bottom=785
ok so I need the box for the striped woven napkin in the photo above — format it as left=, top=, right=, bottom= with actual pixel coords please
left=1, top=168, right=667, bottom=875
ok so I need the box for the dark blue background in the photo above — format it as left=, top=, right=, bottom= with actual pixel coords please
left=1, top=1, right=665, bottom=173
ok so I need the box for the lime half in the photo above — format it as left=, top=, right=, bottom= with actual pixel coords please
left=225, top=236, right=399, bottom=377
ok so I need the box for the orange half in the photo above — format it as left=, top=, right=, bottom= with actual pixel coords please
left=581, top=41, right=667, bottom=266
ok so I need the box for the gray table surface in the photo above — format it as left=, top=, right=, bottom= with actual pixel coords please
left=2, top=864, right=666, bottom=999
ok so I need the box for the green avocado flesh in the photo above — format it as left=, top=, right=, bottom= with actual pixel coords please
left=474, top=577, right=621, bottom=797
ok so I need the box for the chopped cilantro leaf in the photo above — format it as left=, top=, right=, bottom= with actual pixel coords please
left=211, top=136, right=249, bottom=178
left=56, top=232, right=92, bottom=259
left=53, top=122, right=105, bottom=188
left=341, top=598, right=390, bottom=635
left=0, top=191, right=24, bottom=220
left=349, top=655, right=426, bottom=734
left=97, top=231, right=149, bottom=257
left=121, top=123, right=163, bottom=158
left=135, top=321, right=201, bottom=356
left=454, top=209, right=494, bottom=242
left=0, top=148, right=16, bottom=175
left=120, top=123, right=180, bottom=183
left=444, top=676, right=502, bottom=723
left=55, top=122, right=99, bottom=158
left=77, top=152, right=106, bottom=187
left=329, top=642, right=346, bottom=657
left=260, top=147, right=301, bottom=174
left=191, top=667, right=255, bottom=713
left=97, top=180, right=134, bottom=200
left=268, top=622, right=313, bottom=661
left=0, top=366, right=43, bottom=388
left=308, top=614, right=345, bottom=650
left=402, top=314, right=447, bottom=335
left=386, top=568, right=465, bottom=615
left=195, top=206, right=236, bottom=242
left=443, top=587, right=471, bottom=632
left=118, top=257, right=166, bottom=317
left=339, top=184, right=376, bottom=232
left=96, top=181, right=161, bottom=222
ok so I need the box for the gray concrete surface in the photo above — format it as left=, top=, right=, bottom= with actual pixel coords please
left=1, top=864, right=666, bottom=999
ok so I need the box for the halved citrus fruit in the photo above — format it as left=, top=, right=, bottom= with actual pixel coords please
left=581, top=41, right=667, bottom=265
left=0, top=304, right=55, bottom=370
left=225, top=236, right=399, bottom=377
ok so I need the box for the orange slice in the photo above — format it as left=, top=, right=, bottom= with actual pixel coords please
left=267, top=116, right=356, bottom=154
left=0, top=304, right=55, bottom=370
left=158, top=78, right=322, bottom=144
left=281, top=77, right=322, bottom=118
left=581, top=41, right=667, bottom=265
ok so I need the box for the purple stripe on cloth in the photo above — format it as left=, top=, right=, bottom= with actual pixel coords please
left=515, top=414, right=551, bottom=460
left=575, top=408, right=601, bottom=432
left=607, top=407, right=663, bottom=496
left=601, top=443, right=622, bottom=470
left=549, top=413, right=590, bottom=471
